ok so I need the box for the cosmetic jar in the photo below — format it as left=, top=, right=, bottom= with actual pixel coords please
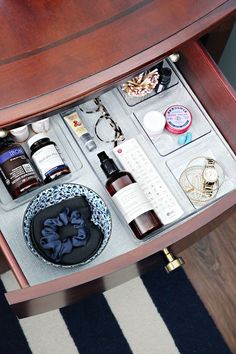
left=10, top=125, right=29, bottom=142
left=143, top=111, right=166, bottom=137
left=164, top=105, right=192, bottom=134
left=31, top=118, right=50, bottom=133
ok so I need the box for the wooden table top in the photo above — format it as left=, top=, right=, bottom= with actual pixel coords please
left=0, top=0, right=235, bottom=126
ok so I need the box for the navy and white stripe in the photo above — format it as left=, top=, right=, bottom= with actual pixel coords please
left=0, top=276, right=31, bottom=354
left=0, top=267, right=231, bottom=354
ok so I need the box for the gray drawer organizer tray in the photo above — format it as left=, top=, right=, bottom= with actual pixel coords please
left=0, top=60, right=235, bottom=287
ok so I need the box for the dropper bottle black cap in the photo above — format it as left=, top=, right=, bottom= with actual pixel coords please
left=97, top=151, right=120, bottom=178
left=159, top=67, right=172, bottom=85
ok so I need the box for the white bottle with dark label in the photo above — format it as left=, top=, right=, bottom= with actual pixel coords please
left=27, top=133, right=70, bottom=183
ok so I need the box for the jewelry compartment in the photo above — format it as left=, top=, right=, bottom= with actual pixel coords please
left=166, top=134, right=236, bottom=208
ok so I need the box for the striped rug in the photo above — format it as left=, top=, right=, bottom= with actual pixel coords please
left=0, top=266, right=231, bottom=354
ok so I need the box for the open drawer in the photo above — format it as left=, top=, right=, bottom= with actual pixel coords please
left=0, top=40, right=235, bottom=318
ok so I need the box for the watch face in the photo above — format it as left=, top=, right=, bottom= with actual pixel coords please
left=203, top=167, right=218, bottom=183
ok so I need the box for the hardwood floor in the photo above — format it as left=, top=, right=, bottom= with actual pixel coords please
left=181, top=211, right=236, bottom=353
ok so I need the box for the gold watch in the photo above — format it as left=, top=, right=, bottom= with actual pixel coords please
left=202, top=158, right=218, bottom=197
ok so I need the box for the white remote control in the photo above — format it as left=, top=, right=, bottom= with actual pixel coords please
left=113, top=138, right=184, bottom=225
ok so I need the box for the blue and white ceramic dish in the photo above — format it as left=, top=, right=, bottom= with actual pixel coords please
left=23, top=183, right=112, bottom=268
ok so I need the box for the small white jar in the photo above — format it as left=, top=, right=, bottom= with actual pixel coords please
left=0, top=129, right=8, bottom=138
left=31, top=118, right=50, bottom=133
left=143, top=111, right=166, bottom=138
left=10, top=125, right=29, bottom=142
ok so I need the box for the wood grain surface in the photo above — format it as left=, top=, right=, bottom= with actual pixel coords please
left=0, top=0, right=235, bottom=126
left=177, top=40, right=236, bottom=154
left=0, top=250, right=9, bottom=274
left=181, top=211, right=236, bottom=353
left=0, top=233, right=29, bottom=288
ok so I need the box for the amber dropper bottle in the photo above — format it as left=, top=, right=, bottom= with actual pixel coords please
left=98, top=151, right=163, bottom=240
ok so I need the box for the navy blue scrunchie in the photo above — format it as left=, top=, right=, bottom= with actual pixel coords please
left=40, top=208, right=87, bottom=263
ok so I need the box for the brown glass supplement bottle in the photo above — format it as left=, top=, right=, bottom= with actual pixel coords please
left=98, top=151, right=162, bottom=239
left=0, top=137, right=41, bottom=199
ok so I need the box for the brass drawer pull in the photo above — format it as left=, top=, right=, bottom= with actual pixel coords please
left=163, top=247, right=185, bottom=273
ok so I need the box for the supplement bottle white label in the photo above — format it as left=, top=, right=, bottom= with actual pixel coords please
left=112, top=183, right=153, bottom=223
left=32, top=145, right=64, bottom=179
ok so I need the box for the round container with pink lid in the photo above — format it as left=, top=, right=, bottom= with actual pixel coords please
left=164, top=105, right=192, bottom=134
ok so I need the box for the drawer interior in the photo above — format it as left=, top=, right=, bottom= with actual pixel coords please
left=0, top=59, right=235, bottom=287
